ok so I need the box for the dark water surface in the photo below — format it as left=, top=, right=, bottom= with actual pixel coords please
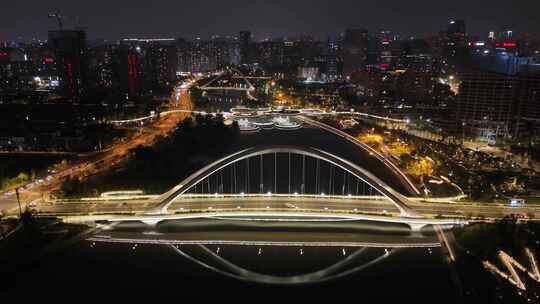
left=4, top=219, right=472, bottom=303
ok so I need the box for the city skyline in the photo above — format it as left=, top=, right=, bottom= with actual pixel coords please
left=3, top=2, right=540, bottom=301
left=2, top=0, right=540, bottom=41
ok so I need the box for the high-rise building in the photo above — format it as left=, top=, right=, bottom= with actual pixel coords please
left=442, top=19, right=468, bottom=71
left=177, top=37, right=236, bottom=73
left=456, top=70, right=517, bottom=139
left=448, top=19, right=466, bottom=36
left=515, top=70, right=540, bottom=138
left=378, top=31, right=396, bottom=69
left=119, top=38, right=177, bottom=90
left=88, top=44, right=114, bottom=89
left=326, top=36, right=341, bottom=80
left=239, top=31, right=252, bottom=65
left=145, top=43, right=177, bottom=88
left=48, top=30, right=87, bottom=101
left=113, top=46, right=142, bottom=99
left=342, top=28, right=368, bottom=77
left=209, top=36, right=235, bottom=69
left=280, top=37, right=324, bottom=77
left=456, top=52, right=540, bottom=140
left=256, top=40, right=284, bottom=69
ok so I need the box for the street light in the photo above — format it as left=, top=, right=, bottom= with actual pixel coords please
left=15, top=188, right=22, bottom=218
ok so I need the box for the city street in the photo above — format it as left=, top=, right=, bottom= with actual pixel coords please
left=37, top=195, right=540, bottom=221
left=0, top=82, right=195, bottom=216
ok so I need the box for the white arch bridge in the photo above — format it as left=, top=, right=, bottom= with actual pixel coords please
left=71, top=145, right=461, bottom=231
left=59, top=146, right=466, bottom=231
left=150, top=145, right=420, bottom=217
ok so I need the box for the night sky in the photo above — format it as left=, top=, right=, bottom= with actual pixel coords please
left=2, top=0, right=539, bottom=41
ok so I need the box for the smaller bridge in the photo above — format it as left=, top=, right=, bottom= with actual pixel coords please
left=83, top=211, right=465, bottom=232
left=88, top=236, right=442, bottom=249
left=198, top=68, right=259, bottom=100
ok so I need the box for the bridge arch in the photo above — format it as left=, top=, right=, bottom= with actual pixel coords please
left=170, top=245, right=390, bottom=285
left=150, top=145, right=421, bottom=217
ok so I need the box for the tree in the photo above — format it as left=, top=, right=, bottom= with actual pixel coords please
left=406, top=158, right=434, bottom=183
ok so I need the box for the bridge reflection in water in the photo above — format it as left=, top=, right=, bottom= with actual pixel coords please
left=88, top=218, right=443, bottom=285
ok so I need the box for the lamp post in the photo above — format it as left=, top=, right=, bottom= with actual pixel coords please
left=15, top=188, right=22, bottom=218
left=462, top=122, right=467, bottom=144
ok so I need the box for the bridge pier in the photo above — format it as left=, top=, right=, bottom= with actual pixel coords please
left=141, top=219, right=161, bottom=227
left=408, top=223, right=428, bottom=232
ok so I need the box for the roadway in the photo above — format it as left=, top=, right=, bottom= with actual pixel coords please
left=0, top=81, right=195, bottom=216
left=36, top=195, right=540, bottom=221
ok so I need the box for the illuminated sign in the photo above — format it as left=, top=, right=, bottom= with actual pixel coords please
left=470, top=42, right=486, bottom=47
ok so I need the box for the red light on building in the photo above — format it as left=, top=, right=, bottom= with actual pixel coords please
left=0, top=52, right=8, bottom=57
left=496, top=42, right=517, bottom=48
left=44, top=57, right=54, bottom=64
left=127, top=53, right=138, bottom=96
left=66, top=61, right=76, bottom=99
left=379, top=63, right=390, bottom=70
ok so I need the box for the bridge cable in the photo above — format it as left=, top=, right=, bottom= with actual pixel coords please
left=246, top=158, right=249, bottom=193
left=220, top=170, right=223, bottom=193
left=362, top=181, right=366, bottom=196
left=315, top=158, right=320, bottom=193
left=230, top=165, right=234, bottom=193
left=302, top=155, right=306, bottom=194
left=288, top=153, right=291, bottom=194
left=347, top=174, right=351, bottom=195
left=233, top=162, right=237, bottom=194
left=328, top=165, right=333, bottom=195
left=274, top=153, right=277, bottom=194
left=260, top=155, right=263, bottom=193
left=342, top=171, right=346, bottom=195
